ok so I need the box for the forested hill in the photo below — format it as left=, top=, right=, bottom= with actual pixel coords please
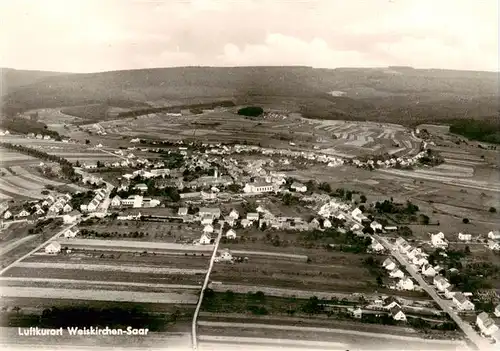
left=1, top=66, right=498, bottom=126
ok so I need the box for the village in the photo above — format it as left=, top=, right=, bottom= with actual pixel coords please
left=1, top=131, right=499, bottom=350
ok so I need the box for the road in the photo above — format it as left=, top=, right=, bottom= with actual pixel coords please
left=375, top=234, right=492, bottom=351
left=0, top=221, right=79, bottom=276
left=191, top=221, right=224, bottom=351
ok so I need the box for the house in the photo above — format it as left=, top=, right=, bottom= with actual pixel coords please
left=390, top=306, right=407, bottom=321
left=384, top=299, right=401, bottom=311
left=226, top=229, right=236, bottom=239
left=476, top=312, right=499, bottom=336
left=62, top=203, right=73, bottom=213
left=323, top=219, right=332, bottom=228
left=133, top=183, right=148, bottom=192
left=218, top=248, right=233, bottom=262
left=412, top=255, right=428, bottom=267
left=488, top=240, right=500, bottom=251
left=351, top=223, right=361, bottom=231
left=494, top=304, right=500, bottom=317
left=87, top=198, right=101, bottom=212
left=246, top=212, right=259, bottom=221
left=45, top=241, right=61, bottom=254
left=385, top=226, right=398, bottom=231
left=390, top=269, right=405, bottom=279
left=241, top=219, right=252, bottom=228
left=64, top=227, right=79, bottom=238
left=431, top=232, right=448, bottom=249
left=382, top=258, right=397, bottom=271
left=3, top=210, right=12, bottom=220
left=18, top=209, right=30, bottom=217
left=199, top=207, right=221, bottom=219
left=203, top=224, right=214, bottom=234
left=444, top=285, right=455, bottom=299
left=434, top=275, right=451, bottom=292
left=395, top=237, right=408, bottom=249
left=142, top=198, right=160, bottom=208
left=421, top=264, right=437, bottom=277
left=290, top=182, right=307, bottom=193
left=400, top=243, right=413, bottom=254
left=397, top=277, right=414, bottom=291
left=63, top=210, right=81, bottom=224
left=201, top=215, right=213, bottom=225
left=199, top=233, right=211, bottom=245
left=351, top=208, right=367, bottom=223
left=35, top=208, right=45, bottom=216
left=243, top=182, right=275, bottom=194
left=229, top=209, right=239, bottom=220
left=370, top=221, right=383, bottom=232
left=351, top=307, right=363, bottom=319
left=452, top=292, right=475, bottom=311
left=488, top=230, right=500, bottom=240
left=309, top=218, right=320, bottom=229
left=178, top=207, right=188, bottom=216
left=110, top=195, right=122, bottom=207
left=370, top=239, right=385, bottom=252
left=458, top=232, right=472, bottom=241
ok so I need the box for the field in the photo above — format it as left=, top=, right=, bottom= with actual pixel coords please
left=85, top=109, right=422, bottom=159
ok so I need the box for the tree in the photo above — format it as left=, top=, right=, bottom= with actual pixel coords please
left=462, top=218, right=470, bottom=224
left=376, top=275, right=383, bottom=286
left=489, top=207, right=497, bottom=213
left=360, top=195, right=367, bottom=203
left=85, top=139, right=90, bottom=144
left=464, top=246, right=471, bottom=254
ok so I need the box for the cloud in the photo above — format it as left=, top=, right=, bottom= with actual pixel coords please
left=0, top=0, right=498, bottom=72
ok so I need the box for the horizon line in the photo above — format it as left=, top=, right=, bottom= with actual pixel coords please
left=2, top=65, right=499, bottom=75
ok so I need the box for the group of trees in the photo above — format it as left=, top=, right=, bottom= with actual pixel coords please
left=449, top=119, right=500, bottom=144
left=374, top=199, right=419, bottom=215
left=419, top=149, right=445, bottom=166
left=300, top=228, right=371, bottom=253
left=237, top=106, right=264, bottom=117
left=0, top=142, right=81, bottom=182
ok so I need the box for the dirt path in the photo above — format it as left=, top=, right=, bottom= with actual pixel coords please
left=0, top=235, right=39, bottom=256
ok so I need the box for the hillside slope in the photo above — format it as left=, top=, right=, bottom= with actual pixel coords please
left=1, top=68, right=69, bottom=96
left=1, top=66, right=497, bottom=125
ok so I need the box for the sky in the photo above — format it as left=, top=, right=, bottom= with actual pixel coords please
left=1, top=0, right=498, bottom=73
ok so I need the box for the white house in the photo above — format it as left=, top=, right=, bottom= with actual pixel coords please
left=351, top=223, right=361, bottom=231
left=452, top=292, right=475, bottom=311
left=62, top=203, right=73, bottom=213
left=229, top=209, right=239, bottom=220
left=3, top=210, right=12, bottom=220
left=246, top=212, right=259, bottom=221
left=384, top=300, right=401, bottom=311
left=201, top=215, right=214, bottom=225
left=63, top=210, right=81, bottom=224
left=178, top=207, right=188, bottom=216
left=395, top=237, right=408, bottom=250
left=323, top=219, right=332, bottom=228
left=390, top=269, right=405, bottom=279
left=111, top=195, right=122, bottom=207
left=18, top=209, right=30, bottom=217
left=199, top=233, right=211, bottom=245
left=390, top=306, right=407, bottom=321
left=218, top=248, right=233, bottom=262
left=458, top=232, right=472, bottom=241
left=444, top=285, right=455, bottom=299
left=133, top=183, right=148, bottom=192
left=290, top=182, right=307, bottom=193
left=243, top=182, right=275, bottom=194
left=203, top=224, right=214, bottom=234
left=494, top=304, right=500, bottom=317
left=488, top=240, right=500, bottom=251
left=370, top=239, right=385, bottom=252
left=412, top=255, right=428, bottom=267
left=434, top=275, right=451, bottom=292
left=382, top=258, right=397, bottom=271
left=241, top=219, right=252, bottom=228
left=45, top=241, right=61, bottom=254
left=349, top=307, right=362, bottom=319
left=397, top=277, right=415, bottom=291
left=64, top=227, right=79, bottom=238
left=421, top=264, right=437, bottom=277
left=199, top=207, right=221, bottom=219
left=488, top=230, right=500, bottom=240
left=370, top=221, right=383, bottom=232
left=351, top=208, right=367, bottom=223
left=431, top=232, right=448, bottom=249
left=476, top=312, right=499, bottom=336
left=226, top=229, right=236, bottom=239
